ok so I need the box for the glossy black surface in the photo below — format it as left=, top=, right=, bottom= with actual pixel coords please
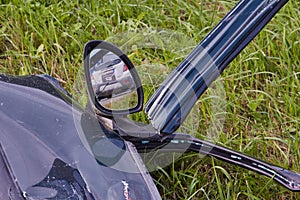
left=84, top=40, right=144, bottom=116
left=131, top=133, right=300, bottom=192
left=146, top=0, right=289, bottom=135
left=0, top=74, right=160, bottom=199
left=0, top=0, right=298, bottom=197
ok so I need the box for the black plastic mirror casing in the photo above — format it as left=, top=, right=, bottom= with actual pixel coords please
left=84, top=40, right=144, bottom=116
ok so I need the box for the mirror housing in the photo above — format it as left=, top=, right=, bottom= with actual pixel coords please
left=84, top=40, right=143, bottom=116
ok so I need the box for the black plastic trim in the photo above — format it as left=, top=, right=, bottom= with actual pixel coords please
left=84, top=40, right=144, bottom=116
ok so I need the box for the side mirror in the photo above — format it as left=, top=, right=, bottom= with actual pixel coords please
left=84, top=40, right=143, bottom=116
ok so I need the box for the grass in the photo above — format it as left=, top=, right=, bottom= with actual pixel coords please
left=1, top=0, right=299, bottom=199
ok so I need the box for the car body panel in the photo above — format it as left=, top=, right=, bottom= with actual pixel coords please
left=0, top=74, right=161, bottom=199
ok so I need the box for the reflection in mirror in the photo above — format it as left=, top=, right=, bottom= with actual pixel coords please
left=89, top=49, right=138, bottom=110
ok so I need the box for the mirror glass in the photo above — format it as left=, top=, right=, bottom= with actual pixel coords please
left=89, top=48, right=138, bottom=110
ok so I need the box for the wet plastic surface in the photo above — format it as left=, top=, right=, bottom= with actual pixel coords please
left=146, top=0, right=289, bottom=135
left=0, top=74, right=161, bottom=199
